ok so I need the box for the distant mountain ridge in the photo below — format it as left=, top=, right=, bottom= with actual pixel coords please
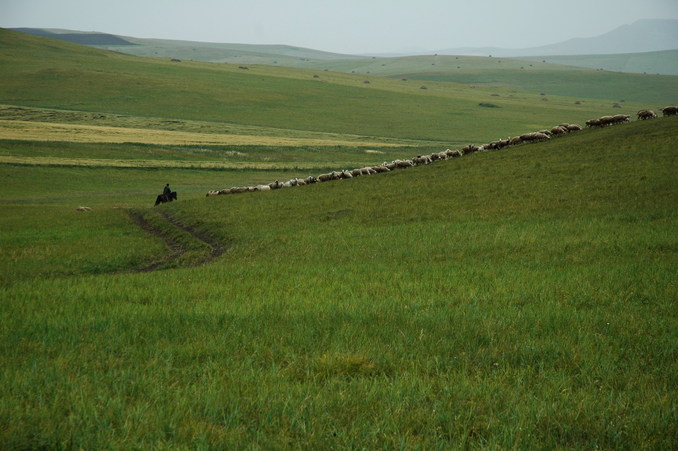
left=434, top=19, right=678, bottom=57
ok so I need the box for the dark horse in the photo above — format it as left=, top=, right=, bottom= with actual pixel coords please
left=154, top=191, right=177, bottom=206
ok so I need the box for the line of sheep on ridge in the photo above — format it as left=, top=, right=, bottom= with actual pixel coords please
left=585, top=106, right=676, bottom=127
left=206, top=106, right=677, bottom=197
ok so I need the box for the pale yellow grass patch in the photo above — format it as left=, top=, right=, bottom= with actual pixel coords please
left=0, top=120, right=403, bottom=147
left=0, top=155, right=339, bottom=170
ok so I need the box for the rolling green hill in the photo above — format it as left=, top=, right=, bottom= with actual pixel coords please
left=300, top=54, right=678, bottom=104
left=78, top=33, right=678, bottom=99
left=1, top=28, right=675, bottom=148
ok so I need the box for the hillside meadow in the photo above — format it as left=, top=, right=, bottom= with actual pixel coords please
left=1, top=115, right=676, bottom=448
left=1, top=28, right=673, bottom=146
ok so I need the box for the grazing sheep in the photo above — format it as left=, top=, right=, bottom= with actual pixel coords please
left=461, top=144, right=480, bottom=155
left=637, top=109, right=657, bottom=120
left=207, top=112, right=656, bottom=199
left=550, top=125, right=568, bottom=135
left=354, top=167, right=372, bottom=175
left=317, top=171, right=339, bottom=182
left=372, top=165, right=390, bottom=173
left=445, top=148, right=463, bottom=158
left=611, top=116, right=627, bottom=125
left=412, top=155, right=432, bottom=165
left=660, top=106, right=678, bottom=116
left=394, top=159, right=414, bottom=168
left=76, top=206, right=92, bottom=212
left=525, top=132, right=550, bottom=142
left=486, top=138, right=510, bottom=150
left=600, top=116, right=617, bottom=126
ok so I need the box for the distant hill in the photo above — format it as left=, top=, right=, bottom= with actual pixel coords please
left=10, top=28, right=135, bottom=46
left=9, top=28, right=365, bottom=65
left=435, top=19, right=678, bottom=57
left=522, top=49, right=678, bottom=76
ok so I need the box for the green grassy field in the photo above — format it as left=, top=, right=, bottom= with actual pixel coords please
left=1, top=29, right=677, bottom=448
left=2, top=117, right=676, bottom=448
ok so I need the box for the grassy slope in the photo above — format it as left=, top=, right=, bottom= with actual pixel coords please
left=523, top=49, right=678, bottom=76
left=102, top=35, right=369, bottom=64
left=1, top=29, right=671, bottom=146
left=306, top=54, right=678, bottom=105
left=1, top=117, right=676, bottom=448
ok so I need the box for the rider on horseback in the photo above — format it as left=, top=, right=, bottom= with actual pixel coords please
left=155, top=184, right=177, bottom=206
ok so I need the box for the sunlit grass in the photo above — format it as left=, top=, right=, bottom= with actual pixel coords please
left=0, top=119, right=414, bottom=147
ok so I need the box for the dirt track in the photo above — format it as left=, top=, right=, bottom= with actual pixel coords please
left=127, top=209, right=225, bottom=271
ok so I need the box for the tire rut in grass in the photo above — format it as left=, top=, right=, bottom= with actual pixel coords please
left=127, top=209, right=225, bottom=272
left=155, top=209, right=226, bottom=264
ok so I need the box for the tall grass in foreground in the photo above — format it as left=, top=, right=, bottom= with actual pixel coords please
left=0, top=119, right=676, bottom=448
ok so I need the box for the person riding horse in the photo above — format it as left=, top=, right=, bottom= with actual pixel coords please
left=155, top=184, right=177, bottom=206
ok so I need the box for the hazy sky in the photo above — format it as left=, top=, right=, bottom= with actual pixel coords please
left=2, top=0, right=677, bottom=54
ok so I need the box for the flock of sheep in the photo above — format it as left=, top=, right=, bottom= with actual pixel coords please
left=584, top=106, right=676, bottom=128
left=206, top=107, right=676, bottom=197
